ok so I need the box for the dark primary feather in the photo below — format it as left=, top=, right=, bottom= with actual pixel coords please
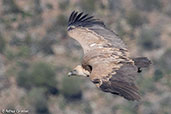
left=77, top=14, right=88, bottom=21
left=99, top=62, right=141, bottom=101
left=68, top=11, right=104, bottom=27
left=74, top=12, right=84, bottom=22
left=100, top=81, right=141, bottom=101
left=72, top=12, right=78, bottom=22
left=81, top=16, right=93, bottom=22
left=68, top=11, right=75, bottom=22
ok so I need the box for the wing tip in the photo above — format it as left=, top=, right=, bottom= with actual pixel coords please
left=100, top=80, right=141, bottom=101
left=125, top=92, right=141, bottom=101
left=68, top=11, right=104, bottom=27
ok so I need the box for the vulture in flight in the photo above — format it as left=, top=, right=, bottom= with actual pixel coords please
left=67, top=11, right=151, bottom=101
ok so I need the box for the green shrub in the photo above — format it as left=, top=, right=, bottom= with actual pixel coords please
left=163, top=5, right=171, bottom=17
left=61, top=77, right=82, bottom=100
left=108, top=0, right=121, bottom=11
left=34, top=0, right=42, bottom=14
left=17, top=46, right=30, bottom=58
left=28, top=88, right=50, bottom=114
left=126, top=10, right=145, bottom=28
left=80, top=0, right=96, bottom=13
left=2, top=0, right=24, bottom=14
left=159, top=49, right=171, bottom=75
left=4, top=48, right=16, bottom=60
left=120, top=105, right=136, bottom=114
left=160, top=94, right=171, bottom=114
left=137, top=76, right=155, bottom=94
left=57, top=14, right=67, bottom=27
left=24, top=35, right=32, bottom=46
left=117, top=102, right=137, bottom=114
left=39, top=38, right=55, bottom=55
left=133, top=0, right=162, bottom=11
left=47, top=14, right=67, bottom=33
left=153, top=68, right=163, bottom=81
left=17, top=70, right=32, bottom=89
left=138, top=26, right=161, bottom=50
left=30, top=62, right=56, bottom=87
left=57, top=14, right=68, bottom=38
left=56, top=14, right=67, bottom=36
left=0, top=34, right=6, bottom=54
left=84, top=102, right=93, bottom=114
left=59, top=0, right=69, bottom=10
left=115, top=20, right=127, bottom=38
left=17, top=62, right=58, bottom=93
left=46, top=3, right=53, bottom=10
left=41, top=14, right=67, bottom=54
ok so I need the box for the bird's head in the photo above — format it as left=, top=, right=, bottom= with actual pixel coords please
left=68, top=65, right=90, bottom=77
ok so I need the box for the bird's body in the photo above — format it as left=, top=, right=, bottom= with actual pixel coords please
left=67, top=11, right=151, bottom=101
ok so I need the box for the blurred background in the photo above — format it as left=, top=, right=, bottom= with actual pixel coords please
left=0, top=0, right=171, bottom=114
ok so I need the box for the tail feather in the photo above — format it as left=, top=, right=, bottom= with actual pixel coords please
left=132, top=57, right=151, bottom=73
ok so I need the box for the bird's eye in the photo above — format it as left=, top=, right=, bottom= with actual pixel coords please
left=73, top=69, right=76, bottom=71
left=82, top=64, right=92, bottom=73
left=87, top=65, right=92, bottom=72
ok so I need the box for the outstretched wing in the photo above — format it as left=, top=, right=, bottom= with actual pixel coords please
left=92, top=62, right=140, bottom=101
left=67, top=11, right=126, bottom=54
left=83, top=48, right=141, bottom=101
left=68, top=11, right=141, bottom=101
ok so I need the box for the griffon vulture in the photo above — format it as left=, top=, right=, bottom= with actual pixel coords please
left=67, top=11, right=151, bottom=101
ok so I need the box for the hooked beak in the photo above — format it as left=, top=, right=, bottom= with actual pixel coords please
left=68, top=70, right=77, bottom=77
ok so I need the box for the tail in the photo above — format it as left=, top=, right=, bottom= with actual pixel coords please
left=132, top=57, right=151, bottom=73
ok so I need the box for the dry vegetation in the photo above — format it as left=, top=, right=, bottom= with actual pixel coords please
left=0, top=0, right=171, bottom=114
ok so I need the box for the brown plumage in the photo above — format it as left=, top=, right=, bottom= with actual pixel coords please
left=67, top=11, right=151, bottom=101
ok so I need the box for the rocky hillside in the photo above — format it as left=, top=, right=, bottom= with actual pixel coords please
left=0, top=0, right=171, bottom=114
